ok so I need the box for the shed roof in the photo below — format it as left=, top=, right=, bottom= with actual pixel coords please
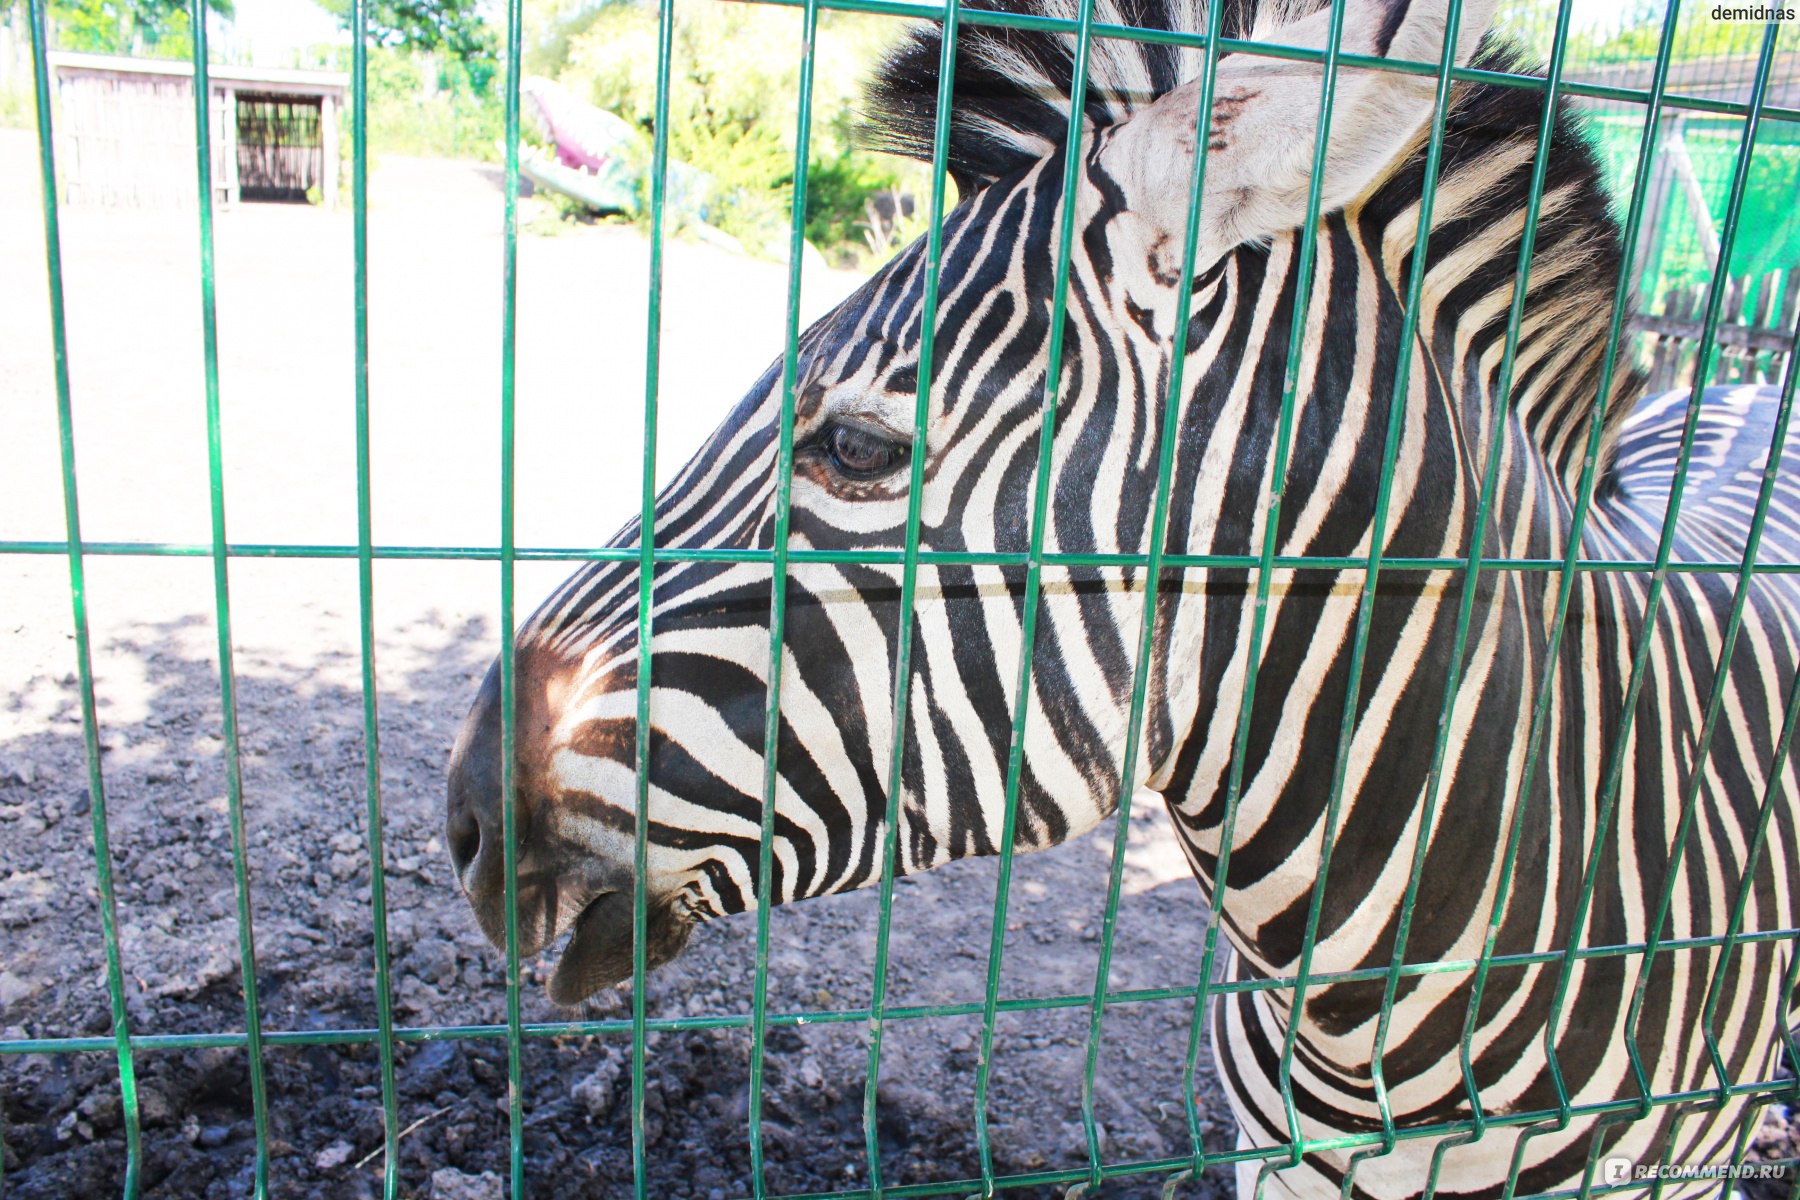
left=48, top=52, right=348, bottom=95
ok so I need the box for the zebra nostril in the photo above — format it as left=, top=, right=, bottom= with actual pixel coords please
left=448, top=806, right=482, bottom=877
left=448, top=659, right=504, bottom=885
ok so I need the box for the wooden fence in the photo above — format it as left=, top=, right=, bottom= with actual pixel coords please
left=1633, top=269, right=1800, bottom=393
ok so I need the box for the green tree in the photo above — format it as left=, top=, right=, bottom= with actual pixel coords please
left=313, top=0, right=496, bottom=71
left=545, top=2, right=942, bottom=262
left=1494, top=0, right=1795, bottom=65
left=19, top=0, right=235, bottom=58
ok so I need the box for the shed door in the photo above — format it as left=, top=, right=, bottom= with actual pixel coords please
left=236, top=94, right=323, bottom=202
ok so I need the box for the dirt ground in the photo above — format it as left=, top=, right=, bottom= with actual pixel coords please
left=0, top=125, right=1793, bottom=1200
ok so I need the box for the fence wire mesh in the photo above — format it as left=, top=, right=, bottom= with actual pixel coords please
left=6, top=0, right=1800, bottom=1197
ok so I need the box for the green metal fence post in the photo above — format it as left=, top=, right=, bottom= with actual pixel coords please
left=748, top=2, right=823, bottom=1192
left=861, top=1, right=961, bottom=1195
left=187, top=2, right=274, bottom=1191
left=1152, top=19, right=1229, bottom=1200
left=631, top=0, right=676, bottom=1191
left=348, top=0, right=402, bottom=1191
left=498, top=0, right=529, bottom=1186
left=967, top=0, right=1100, bottom=1191
left=26, top=2, right=145, bottom=1194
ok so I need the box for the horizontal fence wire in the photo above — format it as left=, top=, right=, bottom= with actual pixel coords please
left=11, top=0, right=1800, bottom=1195
left=1164, top=8, right=1232, bottom=1191
left=10, top=540, right=1800, bottom=575
left=1, top=923, right=1796, bottom=1048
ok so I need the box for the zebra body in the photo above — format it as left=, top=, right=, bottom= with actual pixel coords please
left=1196, top=349, right=1800, bottom=1194
left=446, top=0, right=1800, bottom=1194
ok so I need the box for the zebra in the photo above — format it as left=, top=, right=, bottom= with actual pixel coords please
left=444, top=0, right=1800, bottom=1193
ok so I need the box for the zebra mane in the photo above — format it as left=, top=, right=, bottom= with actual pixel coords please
left=863, top=0, right=1646, bottom=488
left=862, top=0, right=1304, bottom=190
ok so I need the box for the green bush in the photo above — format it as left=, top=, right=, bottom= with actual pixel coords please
left=803, top=152, right=949, bottom=265
left=557, top=2, right=931, bottom=264
left=366, top=47, right=504, bottom=161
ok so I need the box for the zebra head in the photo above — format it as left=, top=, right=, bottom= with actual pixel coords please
left=447, top=0, right=1535, bottom=1004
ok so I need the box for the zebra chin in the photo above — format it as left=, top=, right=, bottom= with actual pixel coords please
left=458, top=877, right=698, bottom=1007
left=542, top=890, right=696, bottom=1006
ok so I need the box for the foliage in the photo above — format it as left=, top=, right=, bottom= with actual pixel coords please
left=521, top=0, right=607, bottom=76
left=17, top=0, right=233, bottom=58
left=362, top=46, right=504, bottom=160
left=1495, top=0, right=1800, bottom=65
left=0, top=75, right=29, bottom=129
left=313, top=0, right=495, bottom=71
left=803, top=152, right=897, bottom=255
left=1580, top=16, right=1779, bottom=64
left=556, top=2, right=924, bottom=263
left=804, top=152, right=949, bottom=264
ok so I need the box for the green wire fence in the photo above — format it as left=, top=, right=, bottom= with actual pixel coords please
left=7, top=0, right=1800, bottom=1197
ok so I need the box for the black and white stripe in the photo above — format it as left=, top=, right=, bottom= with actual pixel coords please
left=447, top=0, right=1800, bottom=1193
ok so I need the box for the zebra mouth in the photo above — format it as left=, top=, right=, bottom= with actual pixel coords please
left=546, top=889, right=693, bottom=1005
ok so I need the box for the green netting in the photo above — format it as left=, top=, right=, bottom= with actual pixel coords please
left=1498, top=2, right=1800, bottom=388
left=1587, top=114, right=1800, bottom=301
left=7, top=0, right=1800, bottom=1197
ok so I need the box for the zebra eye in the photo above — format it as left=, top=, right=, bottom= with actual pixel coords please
left=821, top=422, right=907, bottom=481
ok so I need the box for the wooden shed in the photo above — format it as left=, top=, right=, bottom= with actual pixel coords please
left=48, top=52, right=347, bottom=208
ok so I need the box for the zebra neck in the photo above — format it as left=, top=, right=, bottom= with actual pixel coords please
left=1146, top=218, right=1579, bottom=975
left=1349, top=138, right=1644, bottom=502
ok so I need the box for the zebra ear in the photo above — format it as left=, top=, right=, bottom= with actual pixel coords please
left=1095, top=0, right=1500, bottom=262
